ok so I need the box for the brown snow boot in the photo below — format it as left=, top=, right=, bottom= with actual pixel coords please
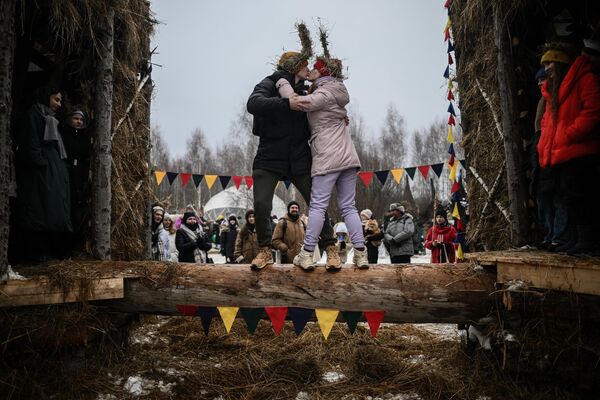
left=325, top=245, right=342, bottom=271
left=251, top=246, right=273, bottom=270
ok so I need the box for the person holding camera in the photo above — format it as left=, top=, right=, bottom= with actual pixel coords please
left=424, top=209, right=457, bottom=263
left=176, top=211, right=212, bottom=263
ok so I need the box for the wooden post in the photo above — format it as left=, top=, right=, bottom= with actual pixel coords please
left=91, top=7, right=115, bottom=260
left=493, top=4, right=529, bottom=246
left=0, top=0, right=16, bottom=275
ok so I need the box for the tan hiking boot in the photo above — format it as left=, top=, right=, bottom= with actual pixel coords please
left=325, top=245, right=342, bottom=271
left=353, top=248, right=369, bottom=269
left=251, top=246, right=273, bottom=270
left=293, top=247, right=316, bottom=271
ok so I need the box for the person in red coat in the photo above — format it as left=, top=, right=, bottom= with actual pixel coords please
left=424, top=209, right=457, bottom=263
left=538, top=43, right=600, bottom=255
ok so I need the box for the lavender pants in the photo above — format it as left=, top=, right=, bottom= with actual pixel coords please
left=304, top=168, right=365, bottom=251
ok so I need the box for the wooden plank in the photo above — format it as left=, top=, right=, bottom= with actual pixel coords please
left=497, top=262, right=600, bottom=296
left=466, top=251, right=600, bottom=271
left=0, top=278, right=124, bottom=307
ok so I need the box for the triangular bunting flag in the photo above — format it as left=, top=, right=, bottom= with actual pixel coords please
left=218, top=306, right=239, bottom=333
left=452, top=202, right=461, bottom=219
left=240, top=308, right=263, bottom=335
left=447, top=125, right=454, bottom=143
left=390, top=168, right=404, bottom=184
left=447, top=41, right=455, bottom=53
left=204, top=175, right=218, bottom=190
left=431, top=163, right=444, bottom=178
left=448, top=114, right=456, bottom=126
left=452, top=191, right=460, bottom=202
left=443, top=65, right=450, bottom=79
left=176, top=304, right=198, bottom=316
left=232, top=175, right=243, bottom=190
left=449, top=153, right=456, bottom=167
left=154, top=170, right=166, bottom=186
left=447, top=89, right=454, bottom=101
left=457, top=242, right=464, bottom=260
left=444, top=0, right=453, bottom=8
left=358, top=171, right=374, bottom=187
left=375, top=170, right=389, bottom=186
left=448, top=52, right=454, bottom=65
left=166, top=172, right=179, bottom=185
left=449, top=162, right=458, bottom=181
left=444, top=27, right=450, bottom=42
left=198, top=306, right=217, bottom=336
left=341, top=311, right=362, bottom=335
left=451, top=181, right=460, bottom=193
left=447, top=102, right=456, bottom=116
left=363, top=311, right=385, bottom=337
left=288, top=307, right=314, bottom=336
left=460, top=159, right=468, bottom=169
left=456, top=219, right=464, bottom=231
left=179, top=173, right=192, bottom=188
left=448, top=143, right=455, bottom=155
left=417, top=165, right=430, bottom=180
left=316, top=309, right=339, bottom=340
left=448, top=79, right=454, bottom=90
left=265, top=306, right=287, bottom=335
left=219, top=175, right=231, bottom=190
left=192, top=174, right=204, bottom=188
left=404, top=167, right=416, bottom=180
left=283, top=179, right=292, bottom=189
left=245, top=176, right=254, bottom=190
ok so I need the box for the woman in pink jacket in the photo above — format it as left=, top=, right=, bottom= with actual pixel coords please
left=276, top=56, right=368, bottom=271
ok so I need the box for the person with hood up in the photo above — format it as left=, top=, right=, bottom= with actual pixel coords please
left=14, top=86, right=72, bottom=262
left=151, top=205, right=170, bottom=261
left=537, top=43, right=600, bottom=255
left=220, top=215, right=239, bottom=263
left=281, top=27, right=368, bottom=271
left=333, top=222, right=352, bottom=264
left=176, top=211, right=212, bottom=263
left=383, top=203, right=415, bottom=264
left=272, top=201, right=306, bottom=263
left=246, top=22, right=338, bottom=271
left=424, top=209, right=457, bottom=263
left=234, top=210, right=259, bottom=264
left=360, top=209, right=383, bottom=264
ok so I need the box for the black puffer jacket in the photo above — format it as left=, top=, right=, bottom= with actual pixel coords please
left=247, top=76, right=312, bottom=177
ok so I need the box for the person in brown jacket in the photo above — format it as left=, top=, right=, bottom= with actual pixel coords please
left=234, top=210, right=259, bottom=264
left=272, top=201, right=306, bottom=263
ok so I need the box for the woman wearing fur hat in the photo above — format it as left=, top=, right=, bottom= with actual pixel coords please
left=220, top=215, right=239, bottom=263
left=424, top=209, right=457, bottom=263
left=13, top=86, right=72, bottom=262
left=279, top=49, right=368, bottom=271
left=234, top=210, right=259, bottom=264
left=538, top=43, right=600, bottom=255
left=360, top=209, right=383, bottom=264
left=176, top=211, right=212, bottom=263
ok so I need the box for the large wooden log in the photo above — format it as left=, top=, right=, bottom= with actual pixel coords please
left=96, top=263, right=496, bottom=324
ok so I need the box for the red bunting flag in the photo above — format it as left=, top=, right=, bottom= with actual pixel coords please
left=447, top=89, right=454, bottom=101
left=456, top=219, right=464, bottom=231
left=265, top=306, right=288, bottom=335
left=448, top=114, right=456, bottom=126
left=358, top=171, right=374, bottom=187
left=364, top=311, right=385, bottom=337
left=451, top=181, right=460, bottom=193
left=444, top=0, right=453, bottom=8
left=448, top=53, right=454, bottom=65
left=176, top=304, right=199, bottom=316
left=449, top=153, right=455, bottom=167
left=417, top=165, right=430, bottom=179
left=232, top=175, right=243, bottom=189
left=244, top=176, right=254, bottom=190
left=444, top=28, right=450, bottom=41
left=179, top=173, right=192, bottom=188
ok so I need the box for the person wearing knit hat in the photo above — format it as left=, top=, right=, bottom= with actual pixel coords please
left=246, top=22, right=337, bottom=271
left=151, top=204, right=170, bottom=261
left=175, top=210, right=212, bottom=263
left=272, top=201, right=306, bottom=264
left=360, top=209, right=383, bottom=264
left=537, top=42, right=600, bottom=256
left=288, top=25, right=367, bottom=271
left=424, top=208, right=457, bottom=264
left=234, top=209, right=259, bottom=264
left=384, top=203, right=415, bottom=264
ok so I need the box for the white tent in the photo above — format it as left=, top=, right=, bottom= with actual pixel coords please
left=204, top=186, right=287, bottom=221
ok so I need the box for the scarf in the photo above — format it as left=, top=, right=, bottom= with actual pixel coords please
left=180, top=224, right=206, bottom=264
left=35, top=103, right=67, bottom=159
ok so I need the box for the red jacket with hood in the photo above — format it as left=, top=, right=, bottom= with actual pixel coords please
left=538, top=55, right=600, bottom=168
left=424, top=224, right=457, bottom=263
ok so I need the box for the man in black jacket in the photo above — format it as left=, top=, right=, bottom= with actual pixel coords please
left=246, top=51, right=337, bottom=270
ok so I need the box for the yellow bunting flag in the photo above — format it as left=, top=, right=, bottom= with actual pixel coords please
left=445, top=17, right=451, bottom=30
left=217, top=306, right=239, bottom=333
left=452, top=202, right=461, bottom=219
left=448, top=80, right=454, bottom=90
left=390, top=168, right=404, bottom=184
left=154, top=170, right=166, bottom=186
left=316, top=309, right=339, bottom=340
left=447, top=125, right=454, bottom=143
left=449, top=162, right=457, bottom=181
left=204, top=175, right=218, bottom=189
left=457, top=243, right=464, bottom=260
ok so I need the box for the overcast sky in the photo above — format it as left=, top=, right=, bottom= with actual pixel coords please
left=150, top=1, right=449, bottom=157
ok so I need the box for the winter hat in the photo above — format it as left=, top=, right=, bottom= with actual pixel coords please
left=435, top=208, right=447, bottom=220
left=183, top=211, right=197, bottom=223
left=540, top=49, right=573, bottom=65
left=217, top=214, right=224, bottom=221
left=388, top=203, right=405, bottom=213
left=245, top=209, right=255, bottom=222
left=152, top=205, right=165, bottom=215
left=287, top=201, right=300, bottom=213
left=313, top=25, right=345, bottom=79
left=360, top=209, right=373, bottom=220
left=334, top=222, right=348, bottom=235
left=228, top=214, right=238, bottom=223
left=277, top=22, right=313, bottom=74
left=535, top=67, right=547, bottom=82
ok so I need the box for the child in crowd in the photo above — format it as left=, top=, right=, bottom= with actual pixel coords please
left=424, top=209, right=457, bottom=263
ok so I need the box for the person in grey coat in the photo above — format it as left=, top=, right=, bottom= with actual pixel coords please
left=384, top=203, right=414, bottom=264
